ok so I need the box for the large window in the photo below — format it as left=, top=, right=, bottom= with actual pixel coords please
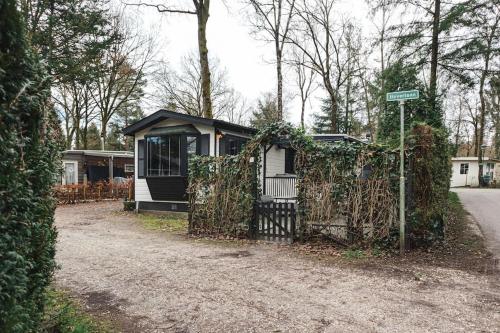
left=460, top=163, right=469, bottom=175
left=220, top=135, right=248, bottom=156
left=147, top=135, right=181, bottom=176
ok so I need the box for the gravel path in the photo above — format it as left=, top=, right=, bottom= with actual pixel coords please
left=55, top=202, right=500, bottom=333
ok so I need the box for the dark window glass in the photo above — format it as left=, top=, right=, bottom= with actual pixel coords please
left=460, top=163, right=469, bottom=175
left=229, top=139, right=238, bottom=155
left=148, top=136, right=161, bottom=176
left=147, top=135, right=182, bottom=176
left=285, top=148, right=296, bottom=174
left=170, top=135, right=181, bottom=176
left=187, top=136, right=198, bottom=157
left=221, top=136, right=248, bottom=156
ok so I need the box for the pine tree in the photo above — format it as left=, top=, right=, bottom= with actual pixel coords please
left=376, top=61, right=444, bottom=143
left=0, top=0, right=61, bottom=331
left=312, top=99, right=352, bottom=134
left=250, top=93, right=281, bottom=128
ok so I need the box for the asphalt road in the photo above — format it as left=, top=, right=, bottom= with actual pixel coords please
left=453, top=188, right=500, bottom=262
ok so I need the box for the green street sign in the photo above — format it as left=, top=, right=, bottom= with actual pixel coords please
left=386, top=90, right=419, bottom=102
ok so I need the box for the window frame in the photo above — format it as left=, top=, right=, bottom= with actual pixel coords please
left=219, top=134, right=248, bottom=156
left=460, top=163, right=469, bottom=175
left=137, top=140, right=146, bottom=179
left=144, top=134, right=201, bottom=178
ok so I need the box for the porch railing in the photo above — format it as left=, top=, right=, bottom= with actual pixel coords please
left=264, top=176, right=297, bottom=199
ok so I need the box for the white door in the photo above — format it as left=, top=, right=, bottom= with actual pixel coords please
left=62, top=161, right=78, bottom=185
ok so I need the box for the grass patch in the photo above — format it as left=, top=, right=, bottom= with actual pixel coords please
left=43, top=289, right=114, bottom=333
left=342, top=248, right=366, bottom=260
left=446, top=191, right=484, bottom=253
left=137, top=212, right=188, bottom=233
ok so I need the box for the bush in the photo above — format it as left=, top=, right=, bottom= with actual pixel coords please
left=406, top=123, right=451, bottom=246
left=0, top=1, right=61, bottom=331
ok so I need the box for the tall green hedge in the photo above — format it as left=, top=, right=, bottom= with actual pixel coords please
left=0, top=0, right=61, bottom=331
left=407, top=123, right=451, bottom=246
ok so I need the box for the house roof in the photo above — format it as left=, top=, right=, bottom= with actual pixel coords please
left=122, top=109, right=256, bottom=136
left=312, top=134, right=366, bottom=144
left=452, top=156, right=499, bottom=162
left=63, top=150, right=134, bottom=159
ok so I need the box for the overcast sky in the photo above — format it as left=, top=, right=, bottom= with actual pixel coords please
left=124, top=0, right=373, bottom=126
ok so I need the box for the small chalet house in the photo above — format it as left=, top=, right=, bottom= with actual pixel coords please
left=123, top=110, right=256, bottom=211
left=61, top=150, right=134, bottom=185
left=123, top=109, right=363, bottom=212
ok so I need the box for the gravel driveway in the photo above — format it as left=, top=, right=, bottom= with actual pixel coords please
left=55, top=202, right=500, bottom=333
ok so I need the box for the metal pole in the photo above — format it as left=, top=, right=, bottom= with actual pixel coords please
left=399, top=100, right=405, bottom=255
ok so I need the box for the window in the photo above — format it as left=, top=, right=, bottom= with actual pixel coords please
left=138, top=140, right=145, bottom=178
left=486, top=163, right=495, bottom=178
left=285, top=148, right=295, bottom=174
left=147, top=135, right=181, bottom=176
left=460, top=163, right=469, bottom=175
left=220, top=135, right=248, bottom=156
left=187, top=135, right=198, bottom=157
left=124, top=164, right=134, bottom=173
left=63, top=161, right=77, bottom=185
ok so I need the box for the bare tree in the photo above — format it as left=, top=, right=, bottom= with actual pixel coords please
left=124, top=0, right=213, bottom=118
left=290, top=49, right=316, bottom=129
left=91, top=12, right=154, bottom=150
left=153, top=53, right=249, bottom=122
left=246, top=0, right=296, bottom=120
left=287, top=0, right=337, bottom=131
left=287, top=0, right=357, bottom=133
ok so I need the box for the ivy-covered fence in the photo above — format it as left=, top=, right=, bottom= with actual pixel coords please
left=187, top=122, right=450, bottom=247
left=187, top=123, right=401, bottom=245
left=187, top=155, right=257, bottom=237
left=295, top=142, right=399, bottom=245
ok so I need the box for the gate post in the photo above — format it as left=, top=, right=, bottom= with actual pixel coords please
left=249, top=151, right=260, bottom=239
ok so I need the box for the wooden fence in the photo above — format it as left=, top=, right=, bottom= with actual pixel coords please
left=53, top=180, right=134, bottom=205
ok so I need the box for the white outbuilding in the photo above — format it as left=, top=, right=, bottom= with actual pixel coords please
left=450, top=157, right=499, bottom=187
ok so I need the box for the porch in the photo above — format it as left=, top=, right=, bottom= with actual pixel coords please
left=263, top=175, right=297, bottom=201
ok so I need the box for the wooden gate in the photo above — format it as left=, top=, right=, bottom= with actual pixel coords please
left=253, top=201, right=296, bottom=242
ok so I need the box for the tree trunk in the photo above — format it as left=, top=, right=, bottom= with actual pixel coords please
left=429, top=0, right=441, bottom=113
left=276, top=41, right=283, bottom=120
left=197, top=0, right=212, bottom=119
left=454, top=99, right=463, bottom=156
left=75, top=123, right=81, bottom=149
left=100, top=122, right=107, bottom=151
left=300, top=99, right=305, bottom=129
left=478, top=64, right=488, bottom=186
left=345, top=75, right=352, bottom=135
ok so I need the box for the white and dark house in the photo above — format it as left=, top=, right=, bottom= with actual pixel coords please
left=123, top=109, right=364, bottom=212
left=123, top=110, right=256, bottom=212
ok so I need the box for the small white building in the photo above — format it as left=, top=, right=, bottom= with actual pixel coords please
left=450, top=157, right=499, bottom=187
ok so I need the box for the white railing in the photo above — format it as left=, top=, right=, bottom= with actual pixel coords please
left=264, top=176, right=297, bottom=199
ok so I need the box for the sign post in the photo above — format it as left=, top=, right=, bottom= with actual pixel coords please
left=386, top=89, right=419, bottom=255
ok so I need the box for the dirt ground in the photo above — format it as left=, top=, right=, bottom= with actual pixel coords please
left=55, top=201, right=500, bottom=333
